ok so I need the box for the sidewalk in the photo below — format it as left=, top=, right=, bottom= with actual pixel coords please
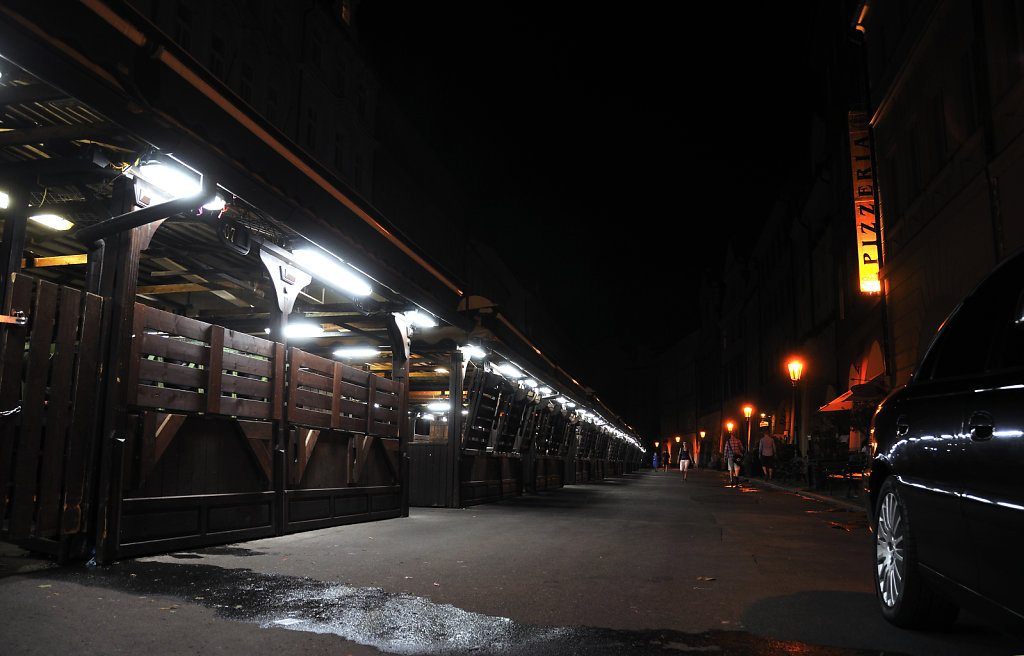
left=657, top=462, right=869, bottom=514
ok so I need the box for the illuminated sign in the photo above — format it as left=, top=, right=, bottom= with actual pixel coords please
left=848, top=111, right=882, bottom=293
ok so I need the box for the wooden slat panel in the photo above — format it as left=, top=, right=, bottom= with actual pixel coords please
left=370, top=421, right=399, bottom=437
left=36, top=286, right=82, bottom=536
left=134, top=385, right=204, bottom=412
left=338, top=379, right=371, bottom=401
left=372, top=375, right=401, bottom=394
left=288, top=406, right=333, bottom=428
left=219, top=397, right=274, bottom=420
left=293, top=367, right=334, bottom=392
left=137, top=359, right=207, bottom=389
left=62, top=291, right=104, bottom=535
left=206, top=325, right=224, bottom=414
left=10, top=279, right=58, bottom=538
left=0, top=275, right=34, bottom=525
left=222, top=328, right=277, bottom=359
left=336, top=415, right=368, bottom=433
left=337, top=397, right=369, bottom=419
left=365, top=375, right=376, bottom=434
left=138, top=332, right=210, bottom=365
left=140, top=309, right=211, bottom=342
left=290, top=386, right=336, bottom=411
left=220, top=373, right=274, bottom=399
left=221, top=350, right=274, bottom=378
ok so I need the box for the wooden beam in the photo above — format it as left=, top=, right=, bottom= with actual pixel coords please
left=22, top=254, right=89, bottom=267
left=136, top=282, right=210, bottom=294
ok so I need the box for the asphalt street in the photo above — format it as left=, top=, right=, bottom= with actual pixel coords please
left=0, top=469, right=1021, bottom=655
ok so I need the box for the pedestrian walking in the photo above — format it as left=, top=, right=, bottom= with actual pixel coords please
left=661, top=450, right=669, bottom=471
left=758, top=431, right=777, bottom=480
left=653, top=452, right=659, bottom=471
left=723, top=431, right=744, bottom=487
left=678, top=442, right=691, bottom=481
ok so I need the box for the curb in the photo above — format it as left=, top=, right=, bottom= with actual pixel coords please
left=742, top=477, right=867, bottom=513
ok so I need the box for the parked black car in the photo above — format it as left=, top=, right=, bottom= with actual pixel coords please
left=868, top=247, right=1024, bottom=633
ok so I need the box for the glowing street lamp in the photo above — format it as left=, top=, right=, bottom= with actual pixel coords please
left=787, top=359, right=804, bottom=446
left=788, top=359, right=804, bottom=383
left=743, top=405, right=754, bottom=449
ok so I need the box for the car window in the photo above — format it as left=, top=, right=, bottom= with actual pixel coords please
left=918, top=252, right=1024, bottom=381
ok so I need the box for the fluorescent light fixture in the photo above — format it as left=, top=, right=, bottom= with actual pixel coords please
left=426, top=401, right=450, bottom=412
left=134, top=162, right=224, bottom=210
left=29, top=213, right=74, bottom=231
left=460, top=344, right=486, bottom=359
left=498, top=363, right=523, bottom=379
left=404, top=309, right=437, bottom=328
left=524, top=379, right=538, bottom=388
left=421, top=413, right=435, bottom=422
left=283, top=323, right=325, bottom=339
left=293, top=247, right=372, bottom=297
left=539, top=386, right=553, bottom=396
left=0, top=191, right=9, bottom=209
left=434, top=367, right=449, bottom=374
left=333, top=346, right=379, bottom=359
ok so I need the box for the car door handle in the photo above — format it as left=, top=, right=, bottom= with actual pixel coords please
left=895, top=415, right=909, bottom=437
left=968, top=411, right=994, bottom=441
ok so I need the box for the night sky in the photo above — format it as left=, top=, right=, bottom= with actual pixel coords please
left=355, top=2, right=820, bottom=410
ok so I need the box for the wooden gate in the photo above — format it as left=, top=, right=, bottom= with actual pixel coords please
left=0, top=274, right=105, bottom=559
left=117, top=303, right=402, bottom=557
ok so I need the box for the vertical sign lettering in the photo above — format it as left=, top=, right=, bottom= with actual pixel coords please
left=848, top=111, right=882, bottom=293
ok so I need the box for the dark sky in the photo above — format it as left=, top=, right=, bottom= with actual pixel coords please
left=355, top=2, right=820, bottom=409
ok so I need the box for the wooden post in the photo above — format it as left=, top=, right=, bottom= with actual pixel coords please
left=386, top=314, right=411, bottom=517
left=0, top=185, right=28, bottom=316
left=447, top=349, right=466, bottom=508
left=93, top=176, right=149, bottom=564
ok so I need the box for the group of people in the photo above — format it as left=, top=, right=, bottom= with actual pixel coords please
left=654, top=430, right=779, bottom=487
left=652, top=443, right=694, bottom=480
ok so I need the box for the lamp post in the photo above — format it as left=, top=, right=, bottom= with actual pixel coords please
left=742, top=405, right=753, bottom=450
left=698, top=430, right=706, bottom=469
left=787, top=359, right=803, bottom=451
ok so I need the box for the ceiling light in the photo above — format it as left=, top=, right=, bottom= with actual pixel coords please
left=293, top=247, right=372, bottom=297
left=404, top=309, right=437, bottom=328
left=29, top=213, right=74, bottom=231
left=426, top=401, right=449, bottom=412
left=333, top=346, right=380, bottom=359
left=0, top=191, right=9, bottom=209
left=283, top=323, right=324, bottom=339
left=133, top=162, right=224, bottom=210
left=460, top=344, right=486, bottom=359
left=498, top=363, right=523, bottom=379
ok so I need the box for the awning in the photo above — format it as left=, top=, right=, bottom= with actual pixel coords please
left=818, top=389, right=854, bottom=412
left=818, top=377, right=888, bottom=413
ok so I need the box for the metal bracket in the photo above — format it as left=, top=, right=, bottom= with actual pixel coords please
left=0, top=311, right=27, bottom=326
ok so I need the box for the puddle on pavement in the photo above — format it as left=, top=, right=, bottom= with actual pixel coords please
left=36, top=558, right=899, bottom=656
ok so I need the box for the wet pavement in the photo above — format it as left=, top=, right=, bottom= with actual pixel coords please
left=1, top=469, right=1021, bottom=655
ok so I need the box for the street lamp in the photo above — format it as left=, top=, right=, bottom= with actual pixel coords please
left=743, top=405, right=753, bottom=450
left=787, top=359, right=804, bottom=448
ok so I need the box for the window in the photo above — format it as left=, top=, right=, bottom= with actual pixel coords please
left=919, top=252, right=1024, bottom=380
left=240, top=62, right=253, bottom=104
left=304, top=106, right=318, bottom=148
left=210, top=34, right=225, bottom=79
left=175, top=3, right=193, bottom=50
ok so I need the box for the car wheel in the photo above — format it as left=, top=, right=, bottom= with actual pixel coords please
left=874, top=477, right=958, bottom=628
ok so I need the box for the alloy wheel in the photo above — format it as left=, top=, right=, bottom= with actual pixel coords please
left=876, top=490, right=905, bottom=608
